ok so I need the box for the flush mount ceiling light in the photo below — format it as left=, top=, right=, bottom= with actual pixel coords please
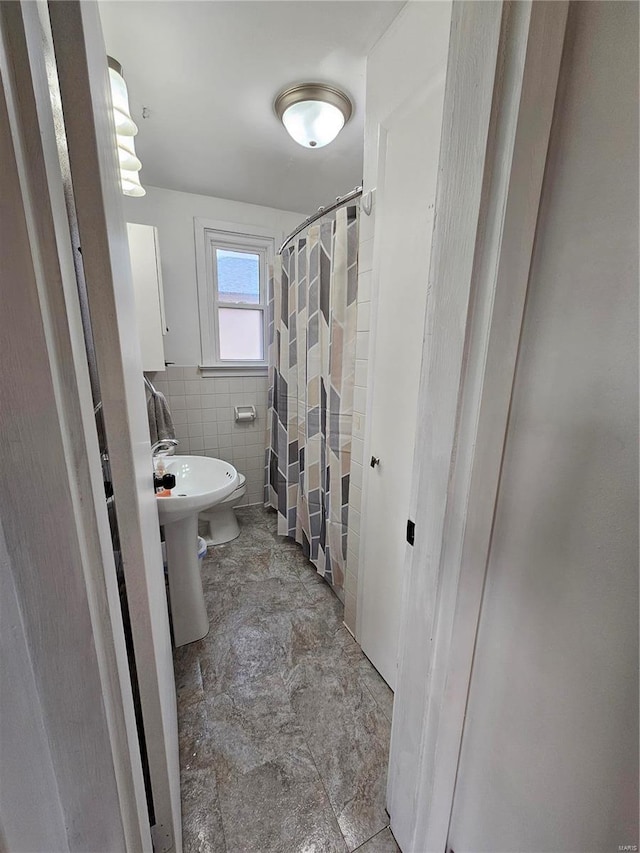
left=108, top=56, right=146, bottom=197
left=274, top=83, right=352, bottom=149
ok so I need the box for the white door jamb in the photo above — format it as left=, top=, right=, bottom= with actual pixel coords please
left=46, top=3, right=182, bottom=850
left=0, top=3, right=152, bottom=847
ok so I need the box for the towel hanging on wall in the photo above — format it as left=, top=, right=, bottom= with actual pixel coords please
left=145, top=378, right=175, bottom=445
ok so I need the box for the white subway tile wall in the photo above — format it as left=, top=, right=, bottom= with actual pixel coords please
left=149, top=367, right=268, bottom=506
left=344, top=192, right=376, bottom=635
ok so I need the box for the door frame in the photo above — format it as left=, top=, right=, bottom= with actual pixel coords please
left=0, top=2, right=152, bottom=848
left=4, top=1, right=182, bottom=849
left=45, top=3, right=182, bottom=850
left=387, top=2, right=569, bottom=850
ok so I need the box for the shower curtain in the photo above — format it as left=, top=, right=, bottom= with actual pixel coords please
left=265, top=205, right=359, bottom=593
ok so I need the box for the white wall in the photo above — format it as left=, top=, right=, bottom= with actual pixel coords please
left=125, top=186, right=301, bottom=504
left=344, top=0, right=452, bottom=635
left=124, top=185, right=300, bottom=365
left=448, top=3, right=639, bottom=850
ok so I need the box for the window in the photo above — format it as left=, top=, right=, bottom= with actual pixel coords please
left=195, top=220, right=273, bottom=375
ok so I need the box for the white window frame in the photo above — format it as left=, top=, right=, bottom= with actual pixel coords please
left=194, top=218, right=274, bottom=376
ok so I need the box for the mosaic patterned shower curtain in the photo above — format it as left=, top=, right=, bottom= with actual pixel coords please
left=265, top=205, right=359, bottom=593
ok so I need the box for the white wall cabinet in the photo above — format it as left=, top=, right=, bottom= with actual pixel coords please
left=127, top=222, right=168, bottom=371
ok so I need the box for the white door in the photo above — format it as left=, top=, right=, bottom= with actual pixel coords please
left=45, top=4, right=182, bottom=851
left=359, top=78, right=447, bottom=689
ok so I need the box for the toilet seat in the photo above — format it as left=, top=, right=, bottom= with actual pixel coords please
left=220, top=472, right=246, bottom=503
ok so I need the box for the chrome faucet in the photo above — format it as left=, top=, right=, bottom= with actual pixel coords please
left=151, top=438, right=179, bottom=458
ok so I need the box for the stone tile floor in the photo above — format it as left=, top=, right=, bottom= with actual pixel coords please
left=174, top=506, right=398, bottom=853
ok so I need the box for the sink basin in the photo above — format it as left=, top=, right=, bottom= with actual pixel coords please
left=156, top=455, right=238, bottom=522
left=156, top=455, right=238, bottom=646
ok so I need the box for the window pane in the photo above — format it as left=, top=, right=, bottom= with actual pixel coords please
left=218, top=308, right=263, bottom=361
left=216, top=249, right=260, bottom=304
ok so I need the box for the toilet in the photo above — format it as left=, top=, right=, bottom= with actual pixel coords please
left=200, top=472, right=246, bottom=545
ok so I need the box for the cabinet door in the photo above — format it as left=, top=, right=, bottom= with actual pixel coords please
left=127, top=222, right=166, bottom=371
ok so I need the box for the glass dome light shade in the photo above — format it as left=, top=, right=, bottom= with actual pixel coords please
left=275, top=84, right=352, bottom=149
left=282, top=100, right=345, bottom=149
left=121, top=168, right=146, bottom=197
left=117, top=133, right=142, bottom=172
left=108, top=66, right=138, bottom=136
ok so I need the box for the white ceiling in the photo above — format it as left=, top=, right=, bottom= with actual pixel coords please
left=98, top=1, right=404, bottom=213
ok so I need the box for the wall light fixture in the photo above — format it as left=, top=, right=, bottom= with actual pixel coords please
left=108, top=56, right=145, bottom=197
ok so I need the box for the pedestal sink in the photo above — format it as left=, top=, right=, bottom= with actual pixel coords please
left=156, top=455, right=238, bottom=646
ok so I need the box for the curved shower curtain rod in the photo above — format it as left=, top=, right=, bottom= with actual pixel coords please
left=278, top=185, right=368, bottom=255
